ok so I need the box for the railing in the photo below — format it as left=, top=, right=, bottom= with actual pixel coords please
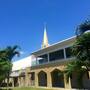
left=31, top=57, right=74, bottom=66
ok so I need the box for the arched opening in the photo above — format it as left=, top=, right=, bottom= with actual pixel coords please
left=13, top=77, right=18, bottom=87
left=51, top=69, right=64, bottom=87
left=38, top=71, right=47, bottom=86
left=30, top=72, right=35, bottom=86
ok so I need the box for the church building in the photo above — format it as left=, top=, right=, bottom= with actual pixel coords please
left=10, top=26, right=90, bottom=89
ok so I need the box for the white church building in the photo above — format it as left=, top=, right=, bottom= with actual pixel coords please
left=10, top=27, right=90, bottom=89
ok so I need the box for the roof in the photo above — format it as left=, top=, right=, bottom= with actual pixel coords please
left=31, top=36, right=76, bottom=55
left=12, top=36, right=76, bottom=71
left=12, top=56, right=32, bottom=71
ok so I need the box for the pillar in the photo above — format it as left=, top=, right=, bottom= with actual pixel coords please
left=20, top=77, right=24, bottom=87
left=47, top=71, right=52, bottom=88
left=47, top=53, right=49, bottom=63
left=18, top=77, right=21, bottom=87
left=29, top=74, right=31, bottom=86
left=12, top=78, right=14, bottom=87
left=64, top=48, right=66, bottom=59
left=23, top=76, right=25, bottom=86
left=25, top=73, right=29, bottom=87
left=64, top=74, right=71, bottom=89
left=35, top=72, right=38, bottom=87
left=88, top=71, right=90, bottom=79
left=25, top=68, right=30, bottom=87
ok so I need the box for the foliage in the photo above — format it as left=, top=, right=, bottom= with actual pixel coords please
left=0, top=45, right=20, bottom=85
left=64, top=60, right=88, bottom=88
left=73, top=32, right=90, bottom=62
left=0, top=58, right=12, bottom=82
left=64, top=20, right=90, bottom=89
left=1, top=45, right=20, bottom=61
left=76, top=20, right=90, bottom=36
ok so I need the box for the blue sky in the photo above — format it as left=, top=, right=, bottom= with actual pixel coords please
left=0, top=0, right=90, bottom=60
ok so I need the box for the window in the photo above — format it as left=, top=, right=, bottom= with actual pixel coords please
left=38, top=54, right=48, bottom=64
left=49, top=49, right=64, bottom=61
left=65, top=47, right=73, bottom=58
left=31, top=72, right=35, bottom=80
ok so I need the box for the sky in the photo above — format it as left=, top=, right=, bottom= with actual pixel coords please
left=0, top=0, right=90, bottom=61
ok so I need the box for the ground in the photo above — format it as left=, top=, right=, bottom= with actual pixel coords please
left=13, top=87, right=52, bottom=90
left=0, top=87, right=53, bottom=90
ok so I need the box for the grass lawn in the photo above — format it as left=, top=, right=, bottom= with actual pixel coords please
left=0, top=87, right=53, bottom=90
left=0, top=87, right=66, bottom=90
left=13, top=87, right=52, bottom=90
left=13, top=87, right=51, bottom=90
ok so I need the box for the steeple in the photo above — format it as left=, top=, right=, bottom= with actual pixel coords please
left=42, top=25, right=49, bottom=48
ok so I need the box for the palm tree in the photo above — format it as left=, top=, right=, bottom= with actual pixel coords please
left=64, top=61, right=88, bottom=89
left=5, top=45, right=20, bottom=61
left=0, top=45, right=20, bottom=87
left=5, top=45, right=20, bottom=87
left=73, top=33, right=90, bottom=62
left=76, top=20, right=90, bottom=36
left=64, top=31, right=90, bottom=89
left=0, top=57, right=12, bottom=85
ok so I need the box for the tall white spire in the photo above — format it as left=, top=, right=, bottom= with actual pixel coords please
left=42, top=25, right=49, bottom=48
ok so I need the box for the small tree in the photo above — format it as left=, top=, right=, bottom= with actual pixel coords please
left=0, top=45, right=20, bottom=87
left=64, top=60, right=88, bottom=88
left=64, top=20, right=90, bottom=89
left=0, top=58, right=12, bottom=84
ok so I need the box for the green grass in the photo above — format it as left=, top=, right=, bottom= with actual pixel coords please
left=13, top=87, right=52, bottom=90
left=0, top=87, right=53, bottom=90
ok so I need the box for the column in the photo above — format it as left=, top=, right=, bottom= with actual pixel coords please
left=89, top=71, right=90, bottom=79
left=64, top=74, right=71, bottom=89
left=29, top=74, right=31, bottom=86
left=64, top=48, right=66, bottom=59
left=18, top=77, right=21, bottom=87
left=25, top=68, right=29, bottom=87
left=36, top=56, right=38, bottom=65
left=12, top=78, right=14, bottom=87
left=20, top=77, right=23, bottom=87
left=35, top=72, right=38, bottom=87
left=47, top=53, right=49, bottom=63
left=47, top=71, right=52, bottom=88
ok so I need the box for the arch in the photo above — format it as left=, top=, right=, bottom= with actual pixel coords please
left=51, top=69, right=64, bottom=87
left=13, top=77, right=19, bottom=87
left=38, top=71, right=47, bottom=86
